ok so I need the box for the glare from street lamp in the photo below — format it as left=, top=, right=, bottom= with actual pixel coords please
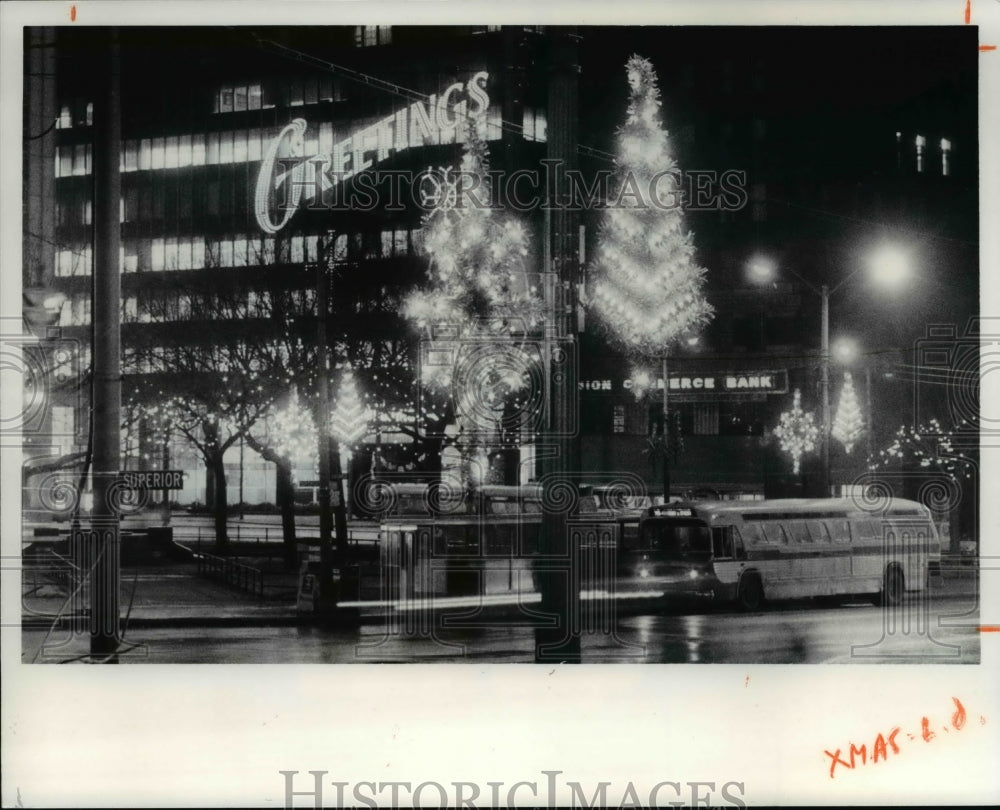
left=869, top=245, right=911, bottom=288
left=746, top=255, right=777, bottom=284
left=832, top=337, right=859, bottom=365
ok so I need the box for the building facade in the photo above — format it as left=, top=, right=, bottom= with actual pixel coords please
left=23, top=25, right=976, bottom=512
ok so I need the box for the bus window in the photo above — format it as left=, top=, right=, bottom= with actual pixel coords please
left=856, top=519, right=882, bottom=545
left=806, top=520, right=831, bottom=544
left=787, top=521, right=811, bottom=543
left=732, top=527, right=746, bottom=559
left=761, top=522, right=788, bottom=544
left=712, top=526, right=735, bottom=558
left=640, top=519, right=711, bottom=556
left=827, top=519, right=851, bottom=543
left=741, top=523, right=763, bottom=546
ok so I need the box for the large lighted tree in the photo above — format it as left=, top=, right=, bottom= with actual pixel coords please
left=589, top=55, right=713, bottom=356
left=832, top=371, right=864, bottom=453
left=404, top=123, right=544, bottom=486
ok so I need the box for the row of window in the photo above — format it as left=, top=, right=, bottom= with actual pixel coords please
left=54, top=229, right=425, bottom=277
left=54, top=104, right=516, bottom=179
left=60, top=280, right=405, bottom=328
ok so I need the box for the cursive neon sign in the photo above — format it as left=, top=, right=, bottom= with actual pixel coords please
left=254, top=71, right=491, bottom=233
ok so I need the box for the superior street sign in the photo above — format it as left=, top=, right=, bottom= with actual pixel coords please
left=119, top=470, right=185, bottom=489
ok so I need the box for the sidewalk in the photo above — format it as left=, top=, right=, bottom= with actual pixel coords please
left=21, top=560, right=305, bottom=629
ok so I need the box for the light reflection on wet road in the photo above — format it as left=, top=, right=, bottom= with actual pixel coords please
left=24, top=592, right=981, bottom=664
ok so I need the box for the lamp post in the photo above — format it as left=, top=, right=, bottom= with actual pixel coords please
left=748, top=245, right=910, bottom=495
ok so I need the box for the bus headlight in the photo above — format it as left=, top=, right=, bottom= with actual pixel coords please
left=638, top=568, right=650, bottom=579
left=689, top=570, right=700, bottom=580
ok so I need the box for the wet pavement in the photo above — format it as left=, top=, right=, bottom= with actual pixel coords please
left=21, top=561, right=982, bottom=664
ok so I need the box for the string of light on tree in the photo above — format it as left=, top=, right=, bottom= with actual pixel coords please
left=774, top=388, right=820, bottom=474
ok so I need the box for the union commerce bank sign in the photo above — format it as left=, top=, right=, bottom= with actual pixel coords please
left=254, top=72, right=491, bottom=233
left=579, top=371, right=790, bottom=397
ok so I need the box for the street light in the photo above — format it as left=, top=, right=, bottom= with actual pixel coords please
left=747, top=246, right=910, bottom=495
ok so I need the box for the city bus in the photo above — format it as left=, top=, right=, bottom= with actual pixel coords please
left=616, top=498, right=942, bottom=609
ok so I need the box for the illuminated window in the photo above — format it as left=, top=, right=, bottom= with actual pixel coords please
left=72, top=144, right=89, bottom=176
left=355, top=25, right=391, bottom=46
left=164, top=135, right=178, bottom=169
left=522, top=108, right=547, bottom=143
left=219, top=131, right=234, bottom=164
left=941, top=138, right=952, bottom=176
left=233, top=236, right=248, bottom=267
left=248, top=84, right=263, bottom=110
left=177, top=134, right=192, bottom=167
left=139, top=138, right=152, bottom=170
left=915, top=134, right=926, bottom=173
left=247, top=128, right=262, bottom=161
left=232, top=130, right=248, bottom=163
left=206, top=132, right=220, bottom=165
left=150, top=137, right=165, bottom=170
left=191, top=236, right=206, bottom=269
left=163, top=237, right=178, bottom=270
left=176, top=238, right=192, bottom=271
left=123, top=139, right=138, bottom=171
left=151, top=238, right=165, bottom=271
left=58, top=105, right=73, bottom=129
left=191, top=133, right=206, bottom=165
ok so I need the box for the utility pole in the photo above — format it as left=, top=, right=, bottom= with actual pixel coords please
left=662, top=354, right=670, bottom=501
left=315, top=233, right=349, bottom=615
left=315, top=252, right=335, bottom=611
left=535, top=28, right=581, bottom=663
left=820, top=284, right=830, bottom=497
left=90, top=27, right=122, bottom=660
left=864, top=364, right=874, bottom=462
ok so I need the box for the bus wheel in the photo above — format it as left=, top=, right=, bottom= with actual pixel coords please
left=736, top=574, right=764, bottom=611
left=882, top=566, right=905, bottom=607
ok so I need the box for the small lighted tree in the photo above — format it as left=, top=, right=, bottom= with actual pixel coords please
left=832, top=372, right=864, bottom=454
left=774, top=389, right=820, bottom=474
left=330, top=364, right=372, bottom=452
left=267, top=386, right=318, bottom=476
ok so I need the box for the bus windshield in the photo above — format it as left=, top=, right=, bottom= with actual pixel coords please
left=639, top=519, right=712, bottom=557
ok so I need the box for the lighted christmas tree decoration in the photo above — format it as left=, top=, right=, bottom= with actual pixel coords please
left=774, top=389, right=820, bottom=474
left=268, top=386, right=317, bottom=469
left=832, top=371, right=864, bottom=453
left=403, top=121, right=543, bottom=486
left=589, top=55, right=713, bottom=357
left=868, top=417, right=975, bottom=480
left=403, top=122, right=544, bottom=367
left=330, top=364, right=372, bottom=450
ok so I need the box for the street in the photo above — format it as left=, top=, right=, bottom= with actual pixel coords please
left=23, top=587, right=980, bottom=664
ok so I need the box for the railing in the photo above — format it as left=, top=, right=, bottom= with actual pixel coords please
left=195, top=553, right=265, bottom=598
